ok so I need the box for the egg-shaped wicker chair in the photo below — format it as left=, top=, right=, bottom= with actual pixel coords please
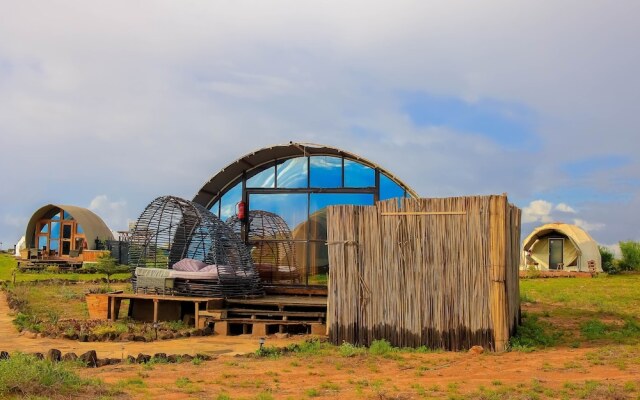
left=129, top=196, right=263, bottom=297
left=227, top=210, right=300, bottom=284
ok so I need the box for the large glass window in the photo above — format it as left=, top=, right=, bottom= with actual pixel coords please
left=344, top=159, right=375, bottom=187
left=247, top=165, right=276, bottom=188
left=380, top=174, right=406, bottom=200
left=219, top=181, right=242, bottom=221
left=310, top=156, right=342, bottom=188
left=249, top=193, right=308, bottom=234
left=276, top=157, right=308, bottom=188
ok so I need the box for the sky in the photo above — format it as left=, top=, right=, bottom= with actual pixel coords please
left=1, top=1, right=639, bottom=251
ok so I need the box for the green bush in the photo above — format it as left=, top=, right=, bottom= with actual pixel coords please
left=95, top=254, right=129, bottom=283
left=619, top=241, right=640, bottom=271
left=368, top=339, right=396, bottom=356
left=509, top=313, right=559, bottom=350
left=338, top=342, right=366, bottom=357
left=599, top=246, right=619, bottom=274
left=0, top=353, right=103, bottom=397
left=580, top=320, right=608, bottom=340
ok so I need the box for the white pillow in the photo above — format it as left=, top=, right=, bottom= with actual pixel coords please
left=172, top=258, right=207, bottom=272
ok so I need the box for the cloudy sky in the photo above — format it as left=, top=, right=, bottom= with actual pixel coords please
left=1, top=1, right=638, bottom=250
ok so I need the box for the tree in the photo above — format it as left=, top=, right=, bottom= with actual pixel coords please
left=598, top=245, right=619, bottom=274
left=95, top=253, right=129, bottom=284
left=619, top=241, right=640, bottom=271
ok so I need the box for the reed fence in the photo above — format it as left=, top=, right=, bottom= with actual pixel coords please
left=327, top=195, right=521, bottom=351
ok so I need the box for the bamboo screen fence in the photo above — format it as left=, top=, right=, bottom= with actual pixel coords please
left=327, top=195, right=521, bottom=351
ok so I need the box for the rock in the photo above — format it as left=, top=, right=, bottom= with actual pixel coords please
left=63, top=333, right=78, bottom=340
left=195, top=353, right=212, bottom=361
left=190, top=329, right=203, bottom=337
left=96, top=358, right=109, bottom=368
left=126, top=355, right=136, bottom=364
left=33, top=352, right=44, bottom=360
left=274, top=332, right=290, bottom=339
left=120, top=333, right=135, bottom=341
left=136, top=353, right=151, bottom=364
left=180, top=354, right=193, bottom=362
left=468, top=345, right=484, bottom=355
left=0, top=351, right=10, bottom=360
left=183, top=331, right=191, bottom=337
left=46, top=349, right=62, bottom=362
left=78, top=333, right=89, bottom=342
left=159, top=333, right=173, bottom=340
left=153, top=353, right=167, bottom=361
left=107, top=358, right=121, bottom=365
left=133, top=335, right=147, bottom=342
left=88, top=334, right=98, bottom=342
left=79, top=350, right=98, bottom=367
left=62, top=352, right=78, bottom=362
left=108, top=333, right=117, bottom=341
left=174, top=332, right=183, bottom=339
left=23, top=331, right=38, bottom=339
left=167, top=354, right=179, bottom=363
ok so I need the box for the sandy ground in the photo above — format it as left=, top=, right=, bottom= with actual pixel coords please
left=1, top=294, right=639, bottom=399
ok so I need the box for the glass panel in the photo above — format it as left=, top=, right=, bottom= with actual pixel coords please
left=380, top=174, right=406, bottom=200
left=310, top=156, right=342, bottom=188
left=49, top=240, right=59, bottom=251
left=51, top=212, right=60, bottom=220
left=209, top=201, right=220, bottom=217
left=39, top=223, right=49, bottom=234
left=249, top=193, right=308, bottom=239
left=63, top=211, right=73, bottom=220
left=50, top=222, right=60, bottom=239
left=309, top=193, right=374, bottom=240
left=62, top=224, right=72, bottom=239
left=276, top=157, right=308, bottom=188
left=219, top=181, right=242, bottom=221
left=76, top=224, right=84, bottom=234
left=38, top=236, right=47, bottom=249
left=307, top=242, right=328, bottom=285
left=247, top=165, right=276, bottom=188
left=344, top=160, right=375, bottom=187
left=62, top=241, right=71, bottom=255
left=252, top=241, right=302, bottom=284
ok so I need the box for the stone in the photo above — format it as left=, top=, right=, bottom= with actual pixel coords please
left=126, top=355, right=136, bottom=364
left=120, top=333, right=135, bottom=341
left=0, top=351, right=10, bottom=360
left=133, top=335, right=147, bottom=342
left=195, top=353, right=212, bottom=361
left=33, top=352, right=44, bottom=360
left=79, top=350, right=98, bottom=367
left=153, top=353, right=167, bottom=361
left=468, top=345, right=484, bottom=355
left=136, top=353, right=151, bottom=364
left=88, top=334, right=98, bottom=342
left=167, top=354, right=178, bottom=363
left=78, top=333, right=89, bottom=342
left=23, top=331, right=38, bottom=339
left=159, top=333, right=173, bottom=340
left=96, top=358, right=109, bottom=368
left=180, top=354, right=193, bottom=362
left=62, top=352, right=78, bottom=362
left=46, top=349, right=62, bottom=362
left=107, top=358, right=121, bottom=365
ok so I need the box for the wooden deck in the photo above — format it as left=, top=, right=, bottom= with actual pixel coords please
left=16, top=258, right=83, bottom=272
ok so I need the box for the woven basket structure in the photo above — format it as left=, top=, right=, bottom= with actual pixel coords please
left=227, top=210, right=300, bottom=284
left=128, top=196, right=263, bottom=297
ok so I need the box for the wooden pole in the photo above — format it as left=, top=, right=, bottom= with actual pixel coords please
left=153, top=299, right=159, bottom=323
left=489, top=195, right=509, bottom=352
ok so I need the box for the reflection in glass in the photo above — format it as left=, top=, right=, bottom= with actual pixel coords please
left=40, top=224, right=49, bottom=234
left=209, top=201, right=220, bottom=217
left=220, top=181, right=242, bottom=221
left=310, top=156, right=342, bottom=188
left=380, top=174, right=406, bottom=200
left=50, top=222, right=60, bottom=239
left=50, top=240, right=59, bottom=251
left=76, top=224, right=84, bottom=234
left=309, top=193, right=374, bottom=240
left=307, top=242, right=329, bottom=285
left=344, top=159, right=375, bottom=187
left=38, top=236, right=47, bottom=249
left=62, top=224, right=72, bottom=239
left=62, top=241, right=71, bottom=255
left=276, top=157, right=308, bottom=188
left=51, top=212, right=60, bottom=220
left=63, top=211, right=72, bottom=220
left=249, top=193, right=308, bottom=238
left=247, top=165, right=275, bottom=188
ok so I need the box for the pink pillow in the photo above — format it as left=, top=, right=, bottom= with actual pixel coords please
left=172, top=258, right=207, bottom=272
left=199, top=264, right=219, bottom=273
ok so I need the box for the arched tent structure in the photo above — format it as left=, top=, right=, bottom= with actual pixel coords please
left=522, top=223, right=602, bottom=272
left=25, top=204, right=114, bottom=257
left=193, top=142, right=417, bottom=286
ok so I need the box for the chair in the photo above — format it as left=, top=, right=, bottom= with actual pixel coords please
left=69, top=249, right=80, bottom=258
left=28, top=248, right=39, bottom=260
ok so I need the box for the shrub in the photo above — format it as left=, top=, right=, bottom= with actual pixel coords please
left=619, top=241, right=640, bottom=271
left=369, top=339, right=396, bottom=356
left=0, top=353, right=104, bottom=397
left=580, top=320, right=608, bottom=340
left=338, top=342, right=366, bottom=357
left=598, top=246, right=619, bottom=274
left=95, top=254, right=129, bottom=284
left=509, top=313, right=559, bottom=350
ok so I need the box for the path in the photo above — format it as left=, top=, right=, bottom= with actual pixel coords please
left=0, top=293, right=294, bottom=359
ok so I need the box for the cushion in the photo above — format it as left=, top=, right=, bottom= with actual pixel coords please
left=169, top=270, right=219, bottom=280
left=135, top=267, right=171, bottom=278
left=199, top=264, right=219, bottom=273
left=172, top=258, right=207, bottom=272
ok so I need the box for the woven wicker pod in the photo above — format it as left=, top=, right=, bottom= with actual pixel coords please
left=129, top=196, right=263, bottom=297
left=227, top=210, right=300, bottom=284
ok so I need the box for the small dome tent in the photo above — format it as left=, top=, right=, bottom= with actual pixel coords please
left=128, top=196, right=263, bottom=297
left=522, top=223, right=602, bottom=272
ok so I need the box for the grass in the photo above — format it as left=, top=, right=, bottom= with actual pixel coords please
left=0, top=353, right=108, bottom=398
left=0, top=253, right=130, bottom=283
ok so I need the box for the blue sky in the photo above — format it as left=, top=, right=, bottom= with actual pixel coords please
left=0, top=1, right=639, bottom=251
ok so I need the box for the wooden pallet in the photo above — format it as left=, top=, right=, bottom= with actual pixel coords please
left=208, top=318, right=326, bottom=336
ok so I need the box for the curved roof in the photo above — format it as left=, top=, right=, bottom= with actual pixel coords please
left=523, top=222, right=602, bottom=271
left=25, top=204, right=114, bottom=249
left=192, top=142, right=418, bottom=208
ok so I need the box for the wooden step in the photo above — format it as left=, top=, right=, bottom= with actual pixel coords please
left=209, top=308, right=325, bottom=318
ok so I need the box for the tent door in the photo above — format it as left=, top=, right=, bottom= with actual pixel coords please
left=549, top=238, right=564, bottom=270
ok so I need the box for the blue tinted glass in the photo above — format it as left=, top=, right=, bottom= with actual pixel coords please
left=76, top=224, right=84, bottom=234
left=51, top=212, right=60, bottom=220
left=220, top=181, right=242, bottom=221
left=38, top=236, right=47, bottom=249
left=63, top=211, right=73, bottom=220
left=309, top=193, right=374, bottom=240
left=50, top=222, right=60, bottom=239
left=40, top=223, right=49, bottom=233
left=209, top=201, right=220, bottom=217
left=50, top=240, right=59, bottom=251
left=276, top=157, right=308, bottom=188
left=247, top=165, right=276, bottom=188
left=249, top=193, right=308, bottom=238
left=380, top=174, right=406, bottom=200
left=310, top=156, right=342, bottom=188
left=344, top=160, right=375, bottom=187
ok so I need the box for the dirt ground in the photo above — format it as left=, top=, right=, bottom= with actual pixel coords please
left=1, top=295, right=639, bottom=399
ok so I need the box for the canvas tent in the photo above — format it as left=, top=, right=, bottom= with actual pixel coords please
left=522, top=223, right=602, bottom=272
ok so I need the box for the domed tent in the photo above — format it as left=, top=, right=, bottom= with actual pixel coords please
left=522, top=223, right=602, bottom=272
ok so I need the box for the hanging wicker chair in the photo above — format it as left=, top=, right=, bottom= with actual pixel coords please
left=227, top=210, right=300, bottom=284
left=128, top=196, right=263, bottom=297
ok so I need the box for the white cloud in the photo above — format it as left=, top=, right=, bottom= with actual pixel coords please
left=601, top=243, right=621, bottom=258
left=555, top=203, right=576, bottom=213
left=522, top=200, right=554, bottom=224
left=88, top=195, right=130, bottom=231
left=572, top=218, right=605, bottom=233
